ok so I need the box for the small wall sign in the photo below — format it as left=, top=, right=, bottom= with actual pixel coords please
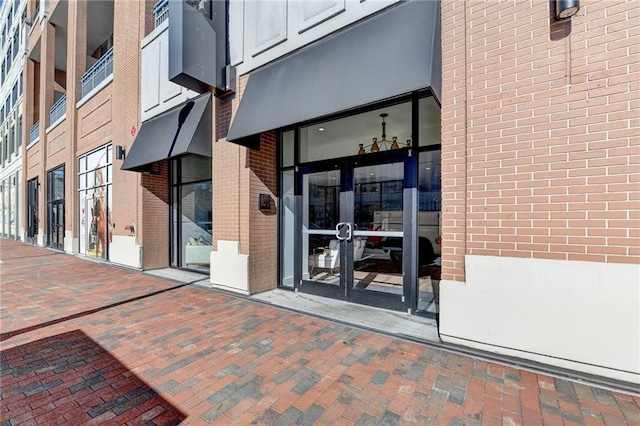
left=258, top=194, right=272, bottom=210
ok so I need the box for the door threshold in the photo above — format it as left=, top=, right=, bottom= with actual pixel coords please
left=251, top=288, right=440, bottom=343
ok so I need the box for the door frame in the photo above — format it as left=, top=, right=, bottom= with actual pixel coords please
left=294, top=148, right=415, bottom=312
left=27, top=177, right=38, bottom=244
left=46, top=165, right=65, bottom=250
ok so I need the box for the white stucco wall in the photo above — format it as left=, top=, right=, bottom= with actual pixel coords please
left=109, top=235, right=142, bottom=269
left=440, top=255, right=640, bottom=384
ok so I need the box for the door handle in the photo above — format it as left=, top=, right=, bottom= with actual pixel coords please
left=335, top=222, right=352, bottom=242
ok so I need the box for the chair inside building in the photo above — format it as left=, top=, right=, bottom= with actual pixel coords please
left=308, top=238, right=367, bottom=276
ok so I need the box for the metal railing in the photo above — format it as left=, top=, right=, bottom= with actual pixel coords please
left=154, top=0, right=169, bottom=28
left=29, top=121, right=39, bottom=143
left=81, top=46, right=113, bottom=98
left=49, top=94, right=66, bottom=124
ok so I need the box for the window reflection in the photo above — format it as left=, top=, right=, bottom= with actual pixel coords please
left=171, top=155, right=212, bottom=271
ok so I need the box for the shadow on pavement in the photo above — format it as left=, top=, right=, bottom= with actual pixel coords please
left=0, top=329, right=186, bottom=425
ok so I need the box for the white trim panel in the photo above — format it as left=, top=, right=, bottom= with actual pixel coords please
left=210, top=240, right=249, bottom=295
left=109, top=235, right=142, bottom=269
left=439, top=255, right=640, bottom=384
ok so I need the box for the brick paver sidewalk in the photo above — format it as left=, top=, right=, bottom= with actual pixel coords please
left=1, top=239, right=638, bottom=425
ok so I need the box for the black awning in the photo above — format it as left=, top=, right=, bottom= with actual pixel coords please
left=121, top=93, right=212, bottom=172
left=226, top=0, right=441, bottom=144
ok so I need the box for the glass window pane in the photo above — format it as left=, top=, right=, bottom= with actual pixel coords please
left=282, top=130, right=294, bottom=167
left=92, top=167, right=106, bottom=188
left=87, top=148, right=106, bottom=171
left=419, top=96, right=441, bottom=147
left=48, top=167, right=63, bottom=201
left=280, top=170, right=295, bottom=288
left=354, top=163, right=404, bottom=231
left=305, top=170, right=339, bottom=230
left=300, top=101, right=411, bottom=163
left=181, top=181, right=212, bottom=267
left=418, top=150, right=441, bottom=261
left=418, top=151, right=441, bottom=211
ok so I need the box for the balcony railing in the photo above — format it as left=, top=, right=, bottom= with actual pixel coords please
left=154, top=0, right=169, bottom=28
left=49, top=94, right=66, bottom=124
left=29, top=121, right=39, bottom=143
left=81, top=46, right=114, bottom=98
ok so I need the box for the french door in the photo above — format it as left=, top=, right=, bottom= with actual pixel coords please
left=27, top=178, right=39, bottom=244
left=47, top=166, right=65, bottom=250
left=296, top=150, right=412, bottom=312
left=48, top=200, right=64, bottom=250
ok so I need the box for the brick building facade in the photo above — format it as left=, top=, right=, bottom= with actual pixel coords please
left=4, top=0, right=638, bottom=385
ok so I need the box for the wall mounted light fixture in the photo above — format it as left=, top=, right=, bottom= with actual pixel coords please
left=556, top=0, right=580, bottom=19
left=115, top=145, right=126, bottom=160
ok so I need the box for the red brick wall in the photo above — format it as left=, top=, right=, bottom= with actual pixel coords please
left=441, top=0, right=640, bottom=283
left=248, top=131, right=278, bottom=294
left=213, top=77, right=247, bottom=249
left=141, top=162, right=169, bottom=269
left=112, top=0, right=151, bottom=265
left=22, top=0, right=154, bottom=259
left=214, top=74, right=278, bottom=293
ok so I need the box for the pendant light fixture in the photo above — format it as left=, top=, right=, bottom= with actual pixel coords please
left=357, top=113, right=401, bottom=154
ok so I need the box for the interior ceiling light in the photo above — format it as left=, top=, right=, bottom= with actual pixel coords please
left=358, top=113, right=410, bottom=154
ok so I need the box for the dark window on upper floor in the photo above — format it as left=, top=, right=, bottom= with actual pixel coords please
left=8, top=124, right=14, bottom=158
left=16, top=115, right=21, bottom=149
left=1, top=134, right=6, bottom=164
left=12, top=31, right=19, bottom=60
left=92, top=34, right=114, bottom=60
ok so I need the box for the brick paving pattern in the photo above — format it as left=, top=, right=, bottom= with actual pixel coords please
left=1, top=239, right=639, bottom=425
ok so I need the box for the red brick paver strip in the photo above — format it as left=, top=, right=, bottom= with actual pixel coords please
left=1, top=239, right=639, bottom=425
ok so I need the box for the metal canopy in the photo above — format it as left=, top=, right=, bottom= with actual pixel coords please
left=226, top=0, right=441, bottom=145
left=121, top=93, right=212, bottom=172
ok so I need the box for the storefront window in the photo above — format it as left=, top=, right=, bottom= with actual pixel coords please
left=278, top=94, right=442, bottom=317
left=78, top=146, right=112, bottom=259
left=299, top=101, right=412, bottom=163
left=416, top=149, right=442, bottom=317
left=9, top=171, right=18, bottom=238
left=280, top=170, right=295, bottom=288
left=171, top=155, right=212, bottom=271
left=1, top=179, right=7, bottom=237
left=419, top=96, right=441, bottom=147
left=282, top=130, right=294, bottom=167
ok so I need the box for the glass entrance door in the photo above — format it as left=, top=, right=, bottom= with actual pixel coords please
left=350, top=161, right=405, bottom=311
left=47, top=166, right=65, bottom=250
left=48, top=200, right=64, bottom=250
left=27, top=178, right=38, bottom=244
left=297, top=156, right=408, bottom=312
left=299, top=167, right=344, bottom=298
